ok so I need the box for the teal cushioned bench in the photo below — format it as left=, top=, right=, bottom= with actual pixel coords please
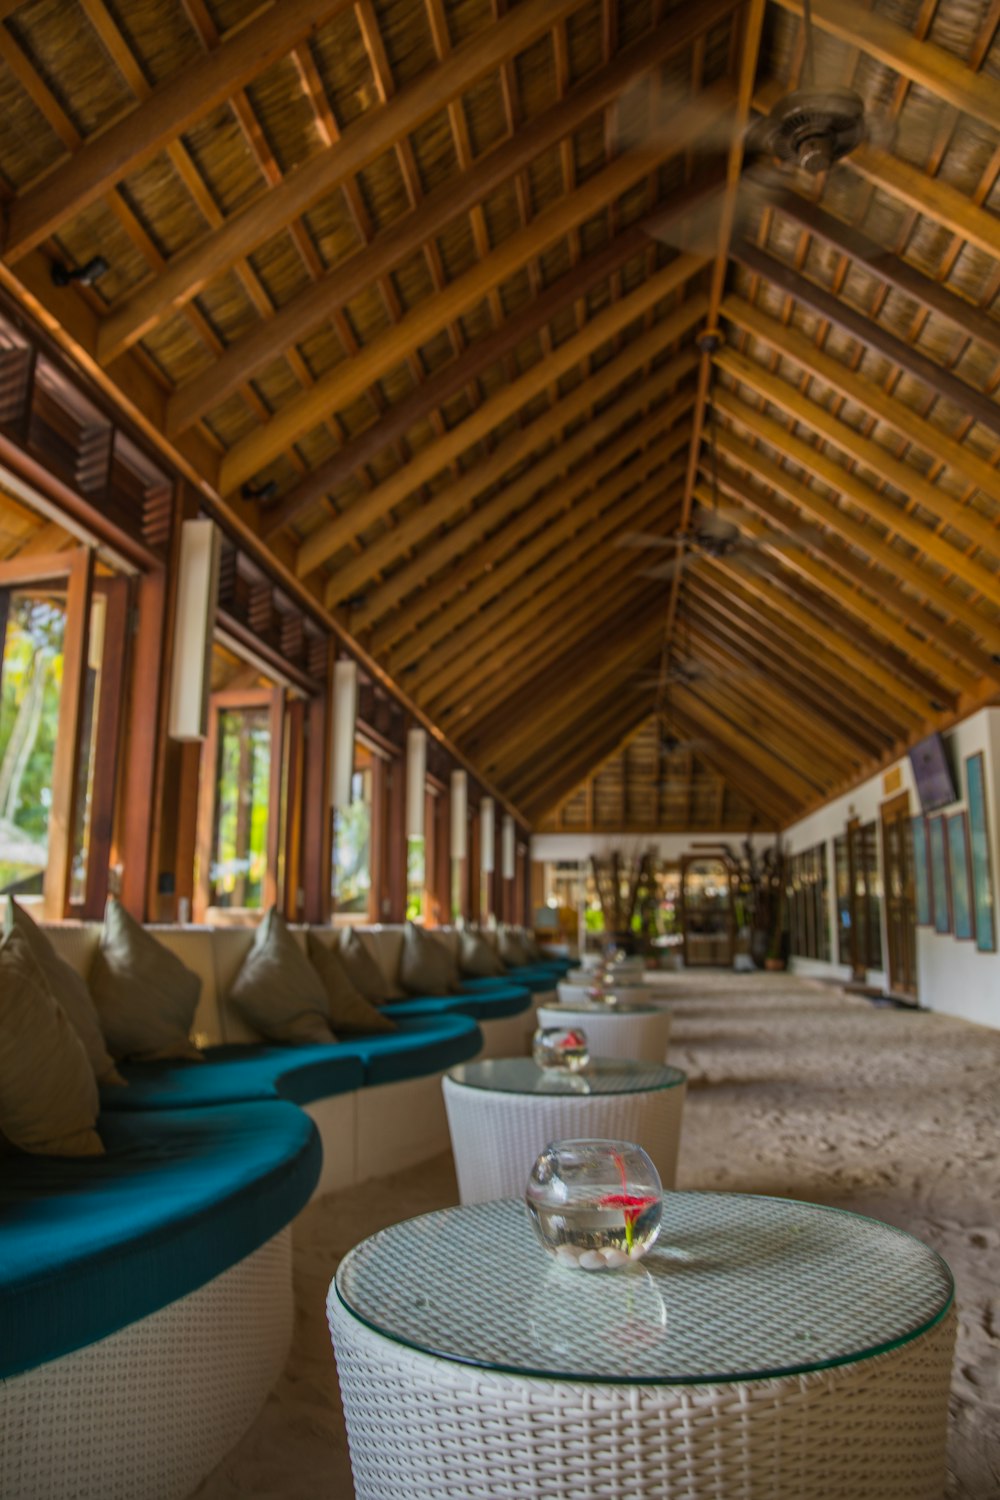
left=99, top=1016, right=480, bottom=1111
left=384, top=985, right=532, bottom=1023
left=0, top=1101, right=320, bottom=1379
left=101, top=1047, right=364, bottom=1111
left=459, top=972, right=559, bottom=996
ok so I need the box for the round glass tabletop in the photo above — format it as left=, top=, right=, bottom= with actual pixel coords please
left=447, top=1058, right=686, bottom=1096
left=334, top=1194, right=953, bottom=1386
left=551, top=1000, right=661, bottom=1015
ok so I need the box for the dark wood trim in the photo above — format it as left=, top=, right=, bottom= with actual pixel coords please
left=301, top=647, right=332, bottom=924
left=80, top=575, right=130, bottom=919
left=44, top=547, right=94, bottom=917
left=282, top=696, right=306, bottom=922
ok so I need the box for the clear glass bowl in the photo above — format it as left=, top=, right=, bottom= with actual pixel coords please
left=525, top=1139, right=663, bottom=1271
left=532, top=1025, right=589, bottom=1072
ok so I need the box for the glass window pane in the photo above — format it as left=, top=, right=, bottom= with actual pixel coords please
left=333, top=760, right=372, bottom=914
left=0, top=591, right=67, bottom=896
left=210, top=706, right=271, bottom=909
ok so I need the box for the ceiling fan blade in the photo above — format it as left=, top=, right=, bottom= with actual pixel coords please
left=615, top=530, right=685, bottom=550
left=640, top=557, right=686, bottom=581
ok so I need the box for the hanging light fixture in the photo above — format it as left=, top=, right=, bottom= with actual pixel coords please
left=501, top=814, right=516, bottom=880
left=480, top=798, right=495, bottom=874
left=331, top=659, right=358, bottom=811
left=406, top=728, right=427, bottom=840
left=450, top=771, right=468, bottom=860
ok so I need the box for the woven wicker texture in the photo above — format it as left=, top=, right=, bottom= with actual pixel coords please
left=0, top=1229, right=293, bottom=1500
left=537, top=1005, right=672, bottom=1063
left=442, top=1070, right=686, bottom=1201
left=329, top=1291, right=956, bottom=1499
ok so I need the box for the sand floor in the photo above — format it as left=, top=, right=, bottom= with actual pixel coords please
left=191, top=973, right=1000, bottom=1499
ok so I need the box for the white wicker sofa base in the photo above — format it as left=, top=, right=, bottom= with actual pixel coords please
left=329, top=1296, right=957, bottom=1500
left=1, top=1230, right=292, bottom=1500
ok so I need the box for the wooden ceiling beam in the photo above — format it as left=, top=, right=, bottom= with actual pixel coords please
left=167, top=0, right=738, bottom=435
left=847, top=145, right=1000, bottom=266
left=664, top=704, right=795, bottom=824
left=3, top=0, right=356, bottom=262
left=682, top=571, right=915, bottom=741
left=716, top=344, right=1000, bottom=578
left=428, top=522, right=675, bottom=722
left=712, top=423, right=998, bottom=678
left=722, top=291, right=1000, bottom=516
left=697, top=471, right=982, bottom=692
left=518, top=697, right=658, bottom=817
left=714, top=388, right=1000, bottom=642
left=480, top=610, right=665, bottom=774
left=693, top=552, right=932, bottom=720
left=259, top=214, right=655, bottom=541
left=384, top=432, right=693, bottom=682
left=683, top=672, right=846, bottom=788
left=669, top=681, right=821, bottom=804
left=397, top=454, right=689, bottom=698
left=766, top=192, right=1000, bottom=362
left=308, top=268, right=706, bottom=588
left=733, top=238, right=1000, bottom=442
left=772, top=0, right=1000, bottom=133
left=359, top=369, right=696, bottom=643
left=404, top=472, right=681, bottom=706
left=681, top=589, right=892, bottom=756
left=95, top=0, right=590, bottom=364
left=509, top=674, right=662, bottom=800
left=439, top=571, right=667, bottom=739
left=219, top=141, right=717, bottom=496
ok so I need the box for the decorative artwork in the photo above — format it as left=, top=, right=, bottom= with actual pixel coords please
left=928, top=815, right=951, bottom=936
left=911, top=816, right=932, bottom=927
left=947, top=812, right=974, bottom=942
left=965, top=753, right=996, bottom=954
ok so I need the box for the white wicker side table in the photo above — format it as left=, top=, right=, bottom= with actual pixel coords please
left=442, top=1058, right=687, bottom=1202
left=328, top=1195, right=955, bottom=1500
left=537, top=1000, right=672, bottom=1062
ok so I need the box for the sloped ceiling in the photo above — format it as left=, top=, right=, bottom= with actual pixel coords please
left=0, top=0, right=997, bottom=828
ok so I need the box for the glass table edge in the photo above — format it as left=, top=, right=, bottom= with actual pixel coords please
left=444, top=1062, right=687, bottom=1094
left=333, top=1190, right=956, bottom=1387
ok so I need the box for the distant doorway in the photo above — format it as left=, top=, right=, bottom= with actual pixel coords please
left=881, top=793, right=917, bottom=998
left=681, top=855, right=734, bottom=967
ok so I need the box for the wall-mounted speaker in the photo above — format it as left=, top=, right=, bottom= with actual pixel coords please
left=502, top=814, right=516, bottom=880
left=406, top=728, right=427, bottom=840
left=450, top=771, right=468, bottom=861
left=480, top=797, right=495, bottom=873
left=331, top=658, right=358, bottom=811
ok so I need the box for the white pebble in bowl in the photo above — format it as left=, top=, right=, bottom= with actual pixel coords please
left=578, top=1250, right=607, bottom=1271
left=602, top=1248, right=629, bottom=1267
left=555, top=1244, right=582, bottom=1265
left=629, top=1243, right=649, bottom=1259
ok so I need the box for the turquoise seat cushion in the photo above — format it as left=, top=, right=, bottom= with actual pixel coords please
left=459, top=972, right=555, bottom=995
left=0, top=1101, right=320, bottom=1379
left=341, top=1014, right=480, bottom=1086
left=101, top=1045, right=364, bottom=1111
left=382, top=986, right=531, bottom=1023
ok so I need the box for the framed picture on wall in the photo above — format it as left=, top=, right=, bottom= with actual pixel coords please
left=947, top=811, right=974, bottom=942
left=966, top=752, right=997, bottom=954
left=911, top=815, right=932, bottom=926
left=928, top=814, right=951, bottom=935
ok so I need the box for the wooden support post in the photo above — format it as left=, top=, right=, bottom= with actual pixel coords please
left=80, top=576, right=130, bottom=919
left=44, top=547, right=94, bottom=919
left=283, top=697, right=306, bottom=923
left=302, top=650, right=333, bottom=925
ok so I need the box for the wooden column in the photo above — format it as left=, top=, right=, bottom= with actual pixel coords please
left=283, top=696, right=306, bottom=922
left=384, top=751, right=406, bottom=922
left=44, top=547, right=94, bottom=920
left=80, top=576, right=130, bottom=919
left=302, top=653, right=332, bottom=924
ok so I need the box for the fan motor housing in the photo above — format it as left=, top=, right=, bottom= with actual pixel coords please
left=751, top=87, right=867, bottom=174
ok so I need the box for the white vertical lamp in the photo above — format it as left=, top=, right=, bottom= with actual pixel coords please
left=450, top=771, right=467, bottom=860
left=406, top=728, right=427, bottom=839
left=480, top=798, right=495, bottom=873
left=331, top=659, right=358, bottom=811
left=501, top=814, right=516, bottom=880
left=168, top=518, right=220, bottom=741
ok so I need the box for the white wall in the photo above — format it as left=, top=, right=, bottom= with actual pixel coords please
left=784, top=706, right=1000, bottom=1030
left=532, top=832, right=771, bottom=863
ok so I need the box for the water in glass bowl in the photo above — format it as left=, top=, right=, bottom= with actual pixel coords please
left=526, top=1139, right=663, bottom=1271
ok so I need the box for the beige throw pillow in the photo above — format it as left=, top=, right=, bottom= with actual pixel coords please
left=307, top=933, right=396, bottom=1037
left=89, top=899, right=203, bottom=1062
left=399, top=921, right=459, bottom=996
left=230, top=908, right=336, bottom=1045
left=458, top=928, right=506, bottom=979
left=497, top=925, right=533, bottom=967
left=338, top=927, right=402, bottom=1003
left=6, top=898, right=125, bottom=1086
left=0, top=927, right=103, bottom=1157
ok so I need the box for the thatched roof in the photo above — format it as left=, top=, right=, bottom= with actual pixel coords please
left=0, top=0, right=997, bottom=828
